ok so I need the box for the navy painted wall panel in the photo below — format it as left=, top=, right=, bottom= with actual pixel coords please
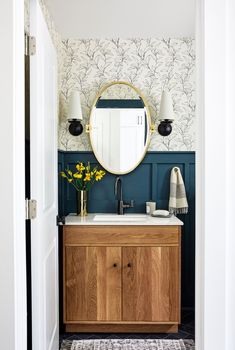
left=58, top=150, right=195, bottom=308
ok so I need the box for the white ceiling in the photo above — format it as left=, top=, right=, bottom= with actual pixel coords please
left=44, top=0, right=195, bottom=39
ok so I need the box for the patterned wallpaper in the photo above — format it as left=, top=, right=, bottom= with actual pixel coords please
left=59, top=38, right=195, bottom=151
left=25, top=1, right=196, bottom=152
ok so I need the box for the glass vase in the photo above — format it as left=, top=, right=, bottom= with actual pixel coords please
left=77, top=190, right=88, bottom=216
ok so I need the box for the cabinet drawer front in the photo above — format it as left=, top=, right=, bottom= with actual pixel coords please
left=64, top=226, right=180, bottom=245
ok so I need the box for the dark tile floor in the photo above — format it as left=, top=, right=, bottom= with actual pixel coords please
left=60, top=309, right=194, bottom=347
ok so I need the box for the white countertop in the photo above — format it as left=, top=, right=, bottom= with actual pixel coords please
left=64, top=213, right=184, bottom=226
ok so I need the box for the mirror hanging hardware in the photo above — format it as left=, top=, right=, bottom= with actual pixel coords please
left=85, top=124, right=91, bottom=133
left=150, top=124, right=156, bottom=133
left=25, top=33, right=36, bottom=56
left=25, top=198, right=37, bottom=220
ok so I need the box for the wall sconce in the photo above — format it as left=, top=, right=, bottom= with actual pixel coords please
left=158, top=90, right=175, bottom=136
left=67, top=91, right=83, bottom=136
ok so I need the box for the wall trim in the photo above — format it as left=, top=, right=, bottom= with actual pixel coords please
left=58, top=150, right=196, bottom=155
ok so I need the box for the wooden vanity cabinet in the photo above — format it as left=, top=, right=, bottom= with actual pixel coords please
left=64, top=246, right=122, bottom=322
left=122, top=246, right=179, bottom=322
left=63, top=225, right=181, bottom=333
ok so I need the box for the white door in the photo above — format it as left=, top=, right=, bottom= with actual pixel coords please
left=92, top=108, right=145, bottom=172
left=119, top=109, right=146, bottom=170
left=30, top=1, right=59, bottom=349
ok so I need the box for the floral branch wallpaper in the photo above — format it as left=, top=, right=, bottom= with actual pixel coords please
left=59, top=38, right=195, bottom=151
left=25, top=1, right=196, bottom=152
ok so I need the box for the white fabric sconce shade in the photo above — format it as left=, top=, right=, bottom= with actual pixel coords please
left=67, top=91, right=83, bottom=136
left=159, top=90, right=174, bottom=121
left=67, top=91, right=83, bottom=121
left=157, top=90, right=174, bottom=136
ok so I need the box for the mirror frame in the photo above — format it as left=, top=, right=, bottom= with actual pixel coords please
left=89, top=81, right=152, bottom=175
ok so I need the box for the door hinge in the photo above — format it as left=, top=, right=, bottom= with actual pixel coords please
left=25, top=199, right=37, bottom=220
left=25, top=34, right=36, bottom=56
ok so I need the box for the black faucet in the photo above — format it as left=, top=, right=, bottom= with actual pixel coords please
left=114, top=177, right=134, bottom=215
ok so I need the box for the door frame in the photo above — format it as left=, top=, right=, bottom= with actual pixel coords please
left=0, top=0, right=27, bottom=349
left=196, top=1, right=235, bottom=350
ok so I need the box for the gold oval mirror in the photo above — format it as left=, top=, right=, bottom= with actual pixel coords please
left=89, top=81, right=152, bottom=174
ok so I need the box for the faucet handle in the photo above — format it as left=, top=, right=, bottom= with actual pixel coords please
left=123, top=200, right=134, bottom=208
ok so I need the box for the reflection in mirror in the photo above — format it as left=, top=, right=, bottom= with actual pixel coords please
left=90, top=82, right=151, bottom=174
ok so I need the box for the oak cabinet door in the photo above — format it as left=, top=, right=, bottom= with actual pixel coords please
left=65, top=246, right=122, bottom=321
left=122, top=246, right=180, bottom=322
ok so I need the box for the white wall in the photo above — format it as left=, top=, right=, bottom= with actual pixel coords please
left=0, top=0, right=26, bottom=349
left=44, top=0, right=195, bottom=38
left=225, top=1, right=235, bottom=348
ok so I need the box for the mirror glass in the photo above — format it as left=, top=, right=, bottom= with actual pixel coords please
left=89, top=82, right=151, bottom=174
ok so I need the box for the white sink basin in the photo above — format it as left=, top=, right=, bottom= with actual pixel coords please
left=93, top=214, right=147, bottom=222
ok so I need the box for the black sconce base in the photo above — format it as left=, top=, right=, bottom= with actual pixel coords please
left=68, top=120, right=83, bottom=136
left=158, top=120, right=173, bottom=136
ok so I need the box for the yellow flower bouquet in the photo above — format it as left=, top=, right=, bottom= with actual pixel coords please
left=60, top=162, right=106, bottom=216
left=60, top=162, right=105, bottom=191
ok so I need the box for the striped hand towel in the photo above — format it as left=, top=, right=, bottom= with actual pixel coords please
left=169, top=167, right=188, bottom=214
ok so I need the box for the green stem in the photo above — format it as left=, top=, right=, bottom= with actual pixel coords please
left=69, top=180, right=80, bottom=192
left=75, top=178, right=82, bottom=190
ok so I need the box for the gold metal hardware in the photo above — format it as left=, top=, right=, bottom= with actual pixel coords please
left=86, top=124, right=91, bottom=133
left=150, top=124, right=156, bottom=133
left=77, top=190, right=88, bottom=217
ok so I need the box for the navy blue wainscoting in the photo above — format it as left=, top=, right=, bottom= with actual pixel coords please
left=58, top=150, right=195, bottom=309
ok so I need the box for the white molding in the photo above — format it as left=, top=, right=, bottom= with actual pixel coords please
left=225, top=1, right=235, bottom=349
left=13, top=0, right=27, bottom=348
left=195, top=0, right=205, bottom=348
left=196, top=1, right=235, bottom=349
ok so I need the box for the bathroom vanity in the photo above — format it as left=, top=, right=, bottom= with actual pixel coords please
left=61, top=82, right=186, bottom=333
left=63, top=214, right=183, bottom=333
